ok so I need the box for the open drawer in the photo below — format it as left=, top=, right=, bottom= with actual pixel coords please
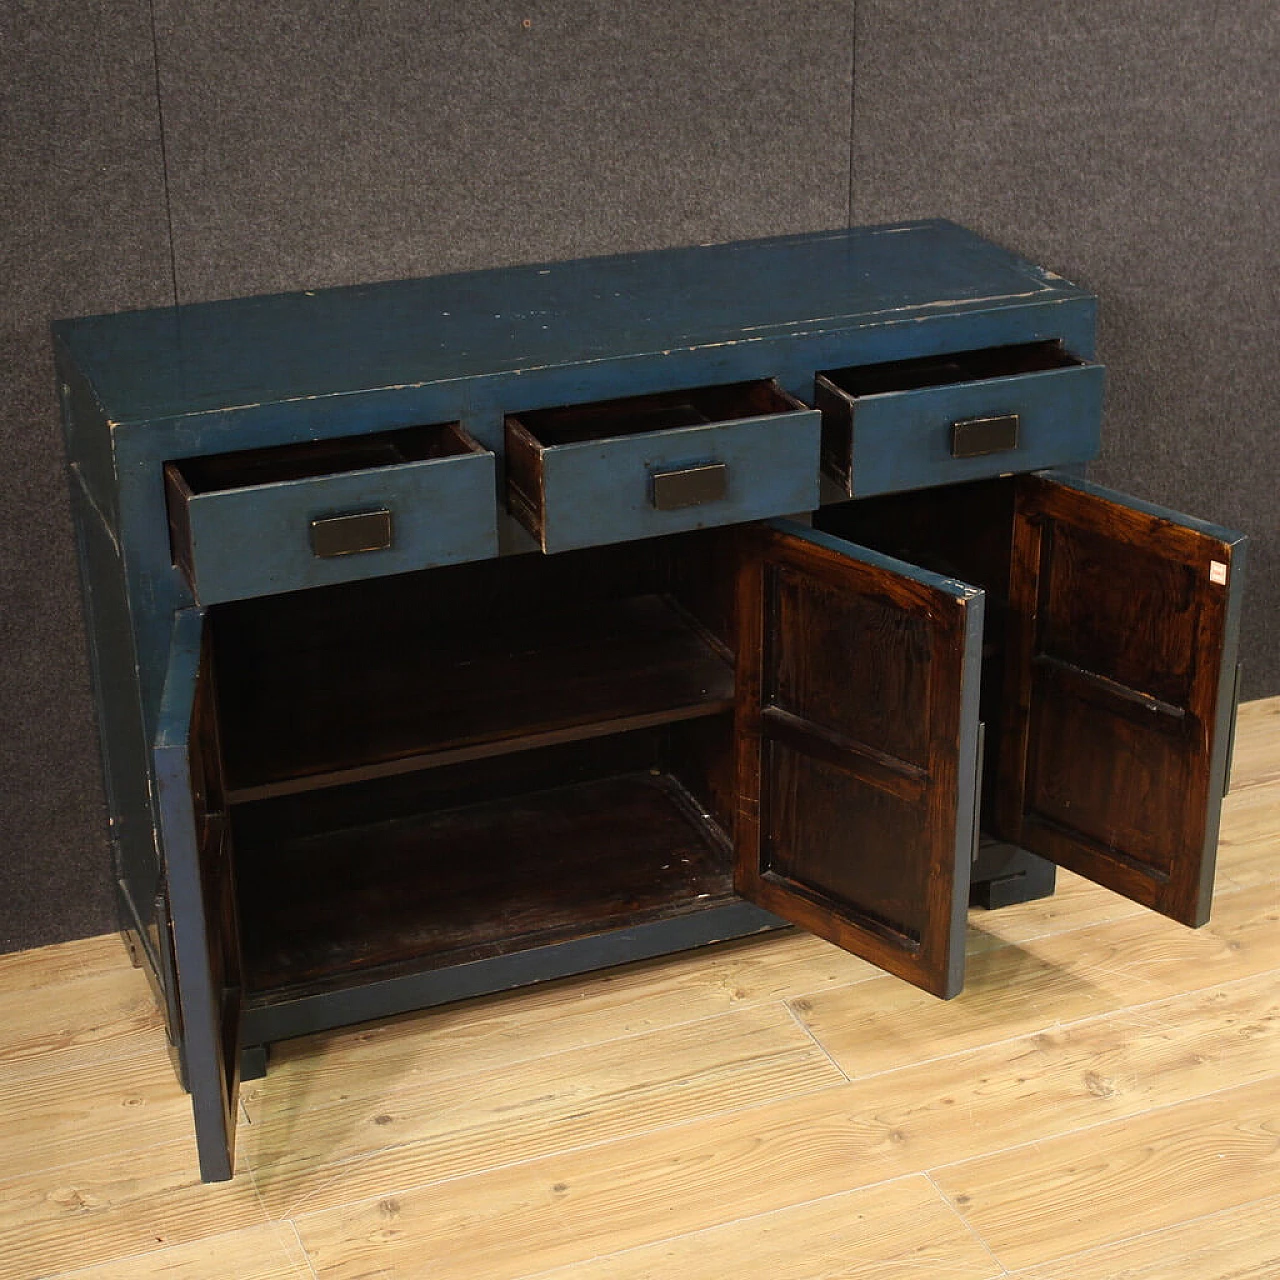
left=164, top=422, right=498, bottom=604
left=816, top=341, right=1104, bottom=497
left=504, top=379, right=820, bottom=553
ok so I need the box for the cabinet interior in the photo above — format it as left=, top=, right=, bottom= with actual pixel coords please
left=210, top=529, right=743, bottom=1000
left=815, top=476, right=1018, bottom=830
left=168, top=421, right=479, bottom=495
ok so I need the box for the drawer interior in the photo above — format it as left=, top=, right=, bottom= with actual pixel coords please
left=508, top=379, right=803, bottom=447
left=819, top=340, right=1082, bottom=400
left=167, top=421, right=482, bottom=495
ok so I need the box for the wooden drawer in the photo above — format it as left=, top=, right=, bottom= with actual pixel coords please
left=504, top=379, right=820, bottom=553
left=815, top=341, right=1104, bottom=497
left=165, top=423, right=497, bottom=604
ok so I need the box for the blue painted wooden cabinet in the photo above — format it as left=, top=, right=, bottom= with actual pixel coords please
left=56, top=221, right=1246, bottom=1183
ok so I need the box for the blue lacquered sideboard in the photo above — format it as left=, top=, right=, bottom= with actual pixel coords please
left=55, top=220, right=1246, bottom=1182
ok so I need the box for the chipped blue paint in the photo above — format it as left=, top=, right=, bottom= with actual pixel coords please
left=840, top=360, right=1106, bottom=497
left=534, top=408, right=821, bottom=553
left=182, top=448, right=497, bottom=604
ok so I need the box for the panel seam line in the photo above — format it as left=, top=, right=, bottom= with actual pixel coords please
left=147, top=0, right=180, bottom=306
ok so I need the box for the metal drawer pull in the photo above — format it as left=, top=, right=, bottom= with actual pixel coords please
left=309, top=509, right=393, bottom=558
left=649, top=462, right=728, bottom=511
left=951, top=413, right=1020, bottom=458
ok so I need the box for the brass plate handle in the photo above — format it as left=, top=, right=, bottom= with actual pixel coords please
left=310, top=509, right=393, bottom=558
left=649, top=462, right=728, bottom=510
left=951, top=413, right=1019, bottom=458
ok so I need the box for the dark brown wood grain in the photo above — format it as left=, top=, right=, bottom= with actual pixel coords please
left=170, top=421, right=479, bottom=495
left=164, top=463, right=198, bottom=585
left=216, top=591, right=733, bottom=802
left=733, top=523, right=977, bottom=998
left=816, top=479, right=1016, bottom=827
left=502, top=416, right=546, bottom=543
left=233, top=769, right=735, bottom=997
left=823, top=341, right=1078, bottom=400
left=212, top=534, right=733, bottom=801
left=997, top=474, right=1238, bottom=925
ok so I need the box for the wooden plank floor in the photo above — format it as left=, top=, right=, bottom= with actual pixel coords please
left=2, top=696, right=1276, bottom=1280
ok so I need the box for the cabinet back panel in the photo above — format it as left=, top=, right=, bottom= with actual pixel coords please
left=231, top=729, right=665, bottom=846
left=212, top=532, right=738, bottom=796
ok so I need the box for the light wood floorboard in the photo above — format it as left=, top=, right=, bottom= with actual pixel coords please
left=0, top=695, right=1272, bottom=1280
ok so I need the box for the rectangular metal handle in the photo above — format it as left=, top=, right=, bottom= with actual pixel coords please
left=649, top=461, right=728, bottom=511
left=951, top=413, right=1019, bottom=458
left=310, top=509, right=393, bottom=558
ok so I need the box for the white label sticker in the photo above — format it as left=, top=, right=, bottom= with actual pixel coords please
left=1210, top=560, right=1228, bottom=586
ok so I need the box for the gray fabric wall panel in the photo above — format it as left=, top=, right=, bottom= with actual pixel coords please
left=153, top=1, right=855, bottom=302
left=0, top=1, right=174, bottom=951
left=850, top=0, right=1278, bottom=697
left=3, top=2, right=1274, bottom=956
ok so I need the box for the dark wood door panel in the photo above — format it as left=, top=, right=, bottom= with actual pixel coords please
left=736, top=522, right=985, bottom=998
left=999, top=473, right=1246, bottom=926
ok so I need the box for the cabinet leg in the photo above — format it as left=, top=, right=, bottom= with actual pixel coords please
left=970, top=842, right=1056, bottom=910
left=240, top=1043, right=271, bottom=1081
left=120, top=927, right=144, bottom=968
left=167, top=1037, right=189, bottom=1093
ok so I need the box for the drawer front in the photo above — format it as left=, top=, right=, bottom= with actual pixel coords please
left=819, top=361, right=1105, bottom=498
left=179, top=451, right=497, bottom=603
left=518, top=410, right=821, bottom=554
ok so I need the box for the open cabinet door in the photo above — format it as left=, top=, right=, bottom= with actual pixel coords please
left=154, top=607, right=243, bottom=1182
left=736, top=523, right=985, bottom=998
left=998, top=473, right=1246, bottom=926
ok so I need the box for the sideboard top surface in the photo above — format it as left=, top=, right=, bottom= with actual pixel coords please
left=54, top=220, right=1093, bottom=428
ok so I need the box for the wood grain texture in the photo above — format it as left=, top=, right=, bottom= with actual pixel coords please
left=932, top=1078, right=1280, bottom=1271
left=999, top=474, right=1244, bottom=926
left=1007, top=1193, right=1280, bottom=1280
left=237, top=927, right=877, bottom=1109
left=1227, top=694, right=1280, bottom=791
left=793, top=878, right=1280, bottom=1080
left=0, top=696, right=1275, bottom=1280
left=244, top=1003, right=844, bottom=1217
left=45, top=1221, right=312, bottom=1280
left=0, top=955, right=162, bottom=1080
left=527, top=1175, right=1002, bottom=1280
left=0, top=1140, right=264, bottom=1280
left=735, top=521, right=982, bottom=998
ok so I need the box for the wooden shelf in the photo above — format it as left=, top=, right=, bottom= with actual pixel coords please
left=235, top=770, right=736, bottom=997
left=217, top=593, right=735, bottom=803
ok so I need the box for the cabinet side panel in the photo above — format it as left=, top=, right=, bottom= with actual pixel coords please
left=67, top=470, right=161, bottom=962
